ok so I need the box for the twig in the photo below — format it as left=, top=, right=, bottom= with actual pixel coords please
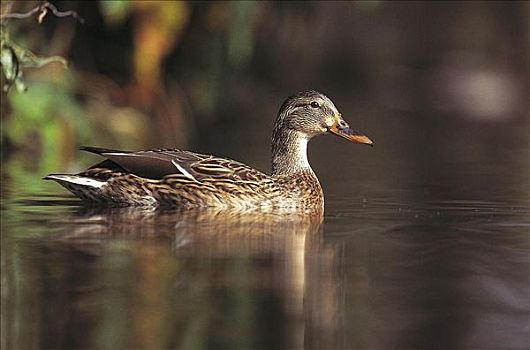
left=0, top=1, right=84, bottom=23
left=1, top=5, right=40, bottom=20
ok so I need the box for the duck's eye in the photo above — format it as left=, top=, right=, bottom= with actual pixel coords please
left=310, top=101, right=320, bottom=109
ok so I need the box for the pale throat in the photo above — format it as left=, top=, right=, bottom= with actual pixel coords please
left=271, top=129, right=312, bottom=176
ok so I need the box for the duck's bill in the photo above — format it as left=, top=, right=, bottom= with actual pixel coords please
left=329, top=125, right=373, bottom=146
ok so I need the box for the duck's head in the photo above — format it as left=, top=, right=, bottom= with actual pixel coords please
left=274, top=90, right=373, bottom=145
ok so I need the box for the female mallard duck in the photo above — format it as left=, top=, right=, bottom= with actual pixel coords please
left=45, top=91, right=372, bottom=210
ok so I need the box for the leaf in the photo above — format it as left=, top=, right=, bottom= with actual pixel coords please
left=1, top=24, right=68, bottom=92
left=14, top=44, right=68, bottom=68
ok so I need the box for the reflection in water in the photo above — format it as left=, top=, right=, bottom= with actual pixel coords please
left=2, top=196, right=528, bottom=350
left=1, top=204, right=348, bottom=350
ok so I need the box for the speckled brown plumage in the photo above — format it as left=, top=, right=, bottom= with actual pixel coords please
left=45, top=91, right=372, bottom=211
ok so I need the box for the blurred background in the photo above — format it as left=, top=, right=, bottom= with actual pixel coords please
left=1, top=1, right=529, bottom=350
left=1, top=1, right=528, bottom=193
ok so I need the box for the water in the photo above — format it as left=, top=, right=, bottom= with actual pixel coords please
left=2, top=194, right=528, bottom=349
left=1, top=119, right=529, bottom=349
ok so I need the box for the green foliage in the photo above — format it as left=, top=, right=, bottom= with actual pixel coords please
left=3, top=78, right=94, bottom=196
left=0, top=2, right=94, bottom=198
left=7, top=78, right=90, bottom=143
left=1, top=24, right=68, bottom=93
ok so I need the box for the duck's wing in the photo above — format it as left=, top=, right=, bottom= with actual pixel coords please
left=80, top=146, right=269, bottom=182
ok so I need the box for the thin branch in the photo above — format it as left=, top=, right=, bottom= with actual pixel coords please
left=0, top=1, right=84, bottom=23
left=41, top=2, right=84, bottom=23
left=0, top=5, right=40, bottom=20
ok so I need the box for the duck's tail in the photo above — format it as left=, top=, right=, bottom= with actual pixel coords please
left=44, top=174, right=107, bottom=188
left=44, top=174, right=107, bottom=201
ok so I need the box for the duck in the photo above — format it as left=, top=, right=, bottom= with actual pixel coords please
left=45, top=90, right=373, bottom=211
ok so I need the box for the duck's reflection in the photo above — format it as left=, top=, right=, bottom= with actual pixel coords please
left=18, top=206, right=343, bottom=350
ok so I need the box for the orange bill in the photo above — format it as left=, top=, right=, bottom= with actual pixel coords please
left=329, top=123, right=373, bottom=146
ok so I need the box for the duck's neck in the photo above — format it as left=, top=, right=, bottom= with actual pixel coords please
left=271, top=127, right=313, bottom=176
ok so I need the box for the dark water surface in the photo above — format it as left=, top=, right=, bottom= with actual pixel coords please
left=2, top=121, right=529, bottom=350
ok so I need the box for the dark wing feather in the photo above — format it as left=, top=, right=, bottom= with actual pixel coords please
left=80, top=146, right=124, bottom=155
left=80, top=147, right=269, bottom=181
left=81, top=147, right=177, bottom=179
